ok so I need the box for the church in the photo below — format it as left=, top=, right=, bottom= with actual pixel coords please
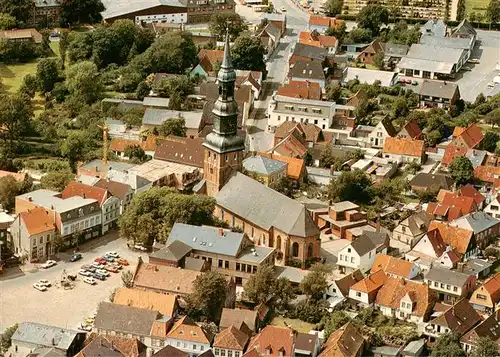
left=195, top=33, right=321, bottom=267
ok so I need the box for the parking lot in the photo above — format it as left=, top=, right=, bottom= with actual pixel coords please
left=0, top=233, right=143, bottom=332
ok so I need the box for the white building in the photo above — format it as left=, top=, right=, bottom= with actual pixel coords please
left=337, top=236, right=378, bottom=273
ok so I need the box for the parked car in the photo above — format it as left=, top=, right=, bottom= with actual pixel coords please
left=78, top=324, right=92, bottom=332
left=78, top=269, right=92, bottom=277
left=83, top=277, right=97, bottom=285
left=116, top=259, right=129, bottom=266
left=469, top=58, right=480, bottom=64
left=110, top=262, right=122, bottom=270
left=104, top=265, right=118, bottom=273
left=91, top=262, right=103, bottom=269
left=38, top=279, right=51, bottom=287
left=33, top=283, right=47, bottom=291
left=96, top=269, right=110, bottom=277
left=488, top=82, right=497, bottom=87
left=92, top=272, right=106, bottom=281
left=41, top=260, right=57, bottom=269
left=106, top=251, right=119, bottom=258
left=70, top=253, right=82, bottom=262
left=134, top=244, right=147, bottom=252
left=102, top=255, right=115, bottom=262
left=95, top=257, right=106, bottom=264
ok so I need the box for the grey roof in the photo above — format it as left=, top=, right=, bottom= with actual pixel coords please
left=142, top=108, right=203, bottom=129
left=342, top=67, right=397, bottom=87
left=273, top=95, right=335, bottom=108
left=30, top=347, right=67, bottom=357
left=220, top=308, right=258, bottom=331
left=295, top=332, right=318, bottom=354
left=184, top=256, right=206, bottom=271
left=402, top=211, right=433, bottom=237
left=102, top=98, right=143, bottom=111
left=80, top=159, right=135, bottom=174
left=419, top=80, right=458, bottom=99
left=143, top=97, right=170, bottom=108
left=215, top=173, right=320, bottom=237
left=262, top=22, right=281, bottom=40
left=409, top=173, right=454, bottom=190
left=274, top=266, right=310, bottom=284
left=17, top=189, right=99, bottom=214
left=237, top=245, right=275, bottom=264
left=419, top=36, right=473, bottom=50
left=452, top=19, right=477, bottom=37
left=397, top=57, right=454, bottom=74
left=349, top=235, right=376, bottom=256
left=289, top=60, right=325, bottom=81
left=362, top=231, right=388, bottom=250
left=167, top=223, right=246, bottom=257
left=292, top=43, right=328, bottom=61
left=402, top=339, right=425, bottom=355
left=331, top=201, right=359, bottom=212
left=450, top=211, right=499, bottom=233
left=465, top=149, right=487, bottom=168
left=101, top=0, right=185, bottom=20
left=463, top=258, right=492, bottom=276
left=405, top=44, right=465, bottom=63
left=422, top=19, right=447, bottom=37
left=11, top=323, right=81, bottom=351
left=243, top=156, right=287, bottom=175
left=370, top=346, right=401, bottom=356
left=383, top=43, right=409, bottom=57
left=94, top=302, right=159, bottom=336
left=150, top=240, right=192, bottom=261
left=425, top=266, right=472, bottom=286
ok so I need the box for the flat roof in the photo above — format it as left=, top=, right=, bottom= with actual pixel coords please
left=398, top=57, right=454, bottom=74
left=101, top=0, right=185, bottom=20
left=18, top=189, right=98, bottom=213
left=274, top=95, right=335, bottom=108
left=128, top=159, right=198, bottom=182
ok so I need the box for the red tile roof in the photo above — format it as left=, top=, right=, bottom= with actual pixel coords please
left=166, top=316, right=211, bottom=344
left=474, top=165, right=500, bottom=183
left=270, top=133, right=308, bottom=158
left=247, top=326, right=295, bottom=357
left=318, top=322, right=364, bottom=357
left=61, top=181, right=108, bottom=206
left=428, top=221, right=474, bottom=255
left=274, top=121, right=322, bottom=143
left=198, top=49, right=224, bottom=67
left=213, top=326, right=249, bottom=351
left=299, top=31, right=337, bottom=48
left=375, top=278, right=433, bottom=317
left=0, top=170, right=26, bottom=182
left=308, top=15, right=344, bottom=29
left=109, top=136, right=158, bottom=153
left=478, top=272, right=500, bottom=304
left=453, top=126, right=466, bottom=137
left=351, top=269, right=387, bottom=294
left=19, top=207, right=55, bottom=236
left=442, top=145, right=468, bottom=165
left=457, top=123, right=483, bottom=149
left=257, top=152, right=305, bottom=180
left=402, top=120, right=422, bottom=139
left=458, top=184, right=485, bottom=205
left=276, top=80, right=322, bottom=100
left=370, top=254, right=415, bottom=279
left=383, top=137, right=425, bottom=157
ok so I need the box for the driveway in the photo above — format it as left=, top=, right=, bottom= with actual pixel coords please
left=0, top=232, right=143, bottom=332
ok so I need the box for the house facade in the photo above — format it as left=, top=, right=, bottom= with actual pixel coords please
left=382, top=137, right=426, bottom=164
left=392, top=211, right=433, bottom=252
left=424, top=267, right=476, bottom=303
left=367, top=117, right=396, bottom=148
left=469, top=272, right=500, bottom=313
left=337, top=237, right=377, bottom=273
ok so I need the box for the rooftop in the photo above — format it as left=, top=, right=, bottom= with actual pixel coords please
left=133, top=261, right=202, bottom=294
left=127, top=159, right=199, bottom=183
left=142, top=108, right=203, bottom=129
left=343, top=67, right=397, bottom=87
left=425, top=266, right=472, bottom=286
left=94, top=302, right=159, bottom=336
left=101, top=0, right=185, bottom=20
left=113, top=288, right=177, bottom=318
left=12, top=323, right=81, bottom=351
left=18, top=189, right=99, bottom=214
left=243, top=156, right=287, bottom=176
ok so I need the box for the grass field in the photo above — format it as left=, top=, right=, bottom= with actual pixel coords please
left=466, top=0, right=489, bottom=16
left=271, top=317, right=315, bottom=333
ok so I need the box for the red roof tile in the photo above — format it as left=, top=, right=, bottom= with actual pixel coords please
left=442, top=145, right=468, bottom=165
left=277, top=80, right=322, bottom=100
left=351, top=269, right=387, bottom=294
left=428, top=221, right=474, bottom=255
left=299, top=31, right=337, bottom=48
left=247, top=326, right=294, bottom=357
left=474, top=165, right=500, bottom=183
left=61, top=181, right=108, bottom=206
left=109, top=136, right=158, bottom=153
left=375, top=278, right=433, bottom=317
left=383, top=137, right=425, bottom=157
left=458, top=184, right=485, bottom=205
left=308, top=15, right=344, bottom=29
left=402, top=120, right=422, bottom=139
left=20, top=207, right=55, bottom=236
left=457, top=123, right=483, bottom=148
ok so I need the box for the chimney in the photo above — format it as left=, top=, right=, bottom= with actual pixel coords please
left=111, top=341, right=114, bottom=351
left=52, top=338, right=55, bottom=346
left=28, top=196, right=32, bottom=202
left=83, top=193, right=86, bottom=199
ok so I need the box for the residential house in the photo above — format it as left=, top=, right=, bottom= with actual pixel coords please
left=164, top=223, right=275, bottom=285
left=428, top=220, right=478, bottom=259
left=401, top=339, right=426, bottom=357
left=165, top=316, right=212, bottom=357
left=405, top=229, right=452, bottom=273
left=424, top=266, right=476, bottom=303
left=391, top=211, right=433, bottom=251
left=442, top=124, right=484, bottom=166
left=421, top=19, right=447, bottom=37
left=342, top=67, right=398, bottom=87
left=485, top=193, right=500, bottom=219
left=192, top=49, right=224, bottom=78
left=308, top=15, right=344, bottom=33
left=382, top=137, right=426, bottom=164
left=267, top=94, right=336, bottom=132
left=375, top=278, right=434, bottom=323
left=213, top=326, right=249, bottom=357
left=461, top=311, right=500, bottom=354
left=295, top=332, right=320, bottom=357
left=318, top=322, right=364, bottom=357
left=261, top=13, right=287, bottom=34
left=11, top=207, right=56, bottom=263
left=469, top=272, right=500, bottom=313
left=276, top=80, right=322, bottom=101
left=220, top=308, right=259, bottom=334
left=273, top=122, right=323, bottom=147
left=397, top=120, right=422, bottom=140
left=109, top=136, right=158, bottom=160
left=154, top=136, right=205, bottom=169
left=326, top=269, right=364, bottom=307
left=426, top=191, right=478, bottom=221
left=409, top=173, right=454, bottom=192
left=16, top=189, right=102, bottom=244
left=245, top=325, right=295, bottom=357
left=356, top=40, right=384, bottom=65
left=32, top=0, right=61, bottom=26
left=350, top=157, right=398, bottom=182
left=11, top=322, right=85, bottom=357
left=383, top=43, right=410, bottom=70
left=423, top=299, right=481, bottom=340
left=113, top=288, right=178, bottom=320
left=236, top=70, right=263, bottom=100
left=337, top=236, right=378, bottom=273
left=371, top=254, right=420, bottom=280
left=367, top=116, right=396, bottom=148
left=349, top=269, right=388, bottom=307
left=242, top=155, right=288, bottom=186
left=74, top=334, right=148, bottom=357
left=449, top=211, right=500, bottom=249
left=299, top=30, right=338, bottom=54
left=458, top=184, right=485, bottom=209
left=257, top=153, right=307, bottom=182
left=316, top=201, right=371, bottom=241
left=397, top=44, right=467, bottom=79
left=61, top=181, right=121, bottom=233
left=153, top=345, right=189, bottom=357
left=356, top=40, right=409, bottom=69
left=259, top=23, right=281, bottom=56
left=418, top=80, right=460, bottom=110
left=290, top=43, right=329, bottom=66
left=142, top=109, right=203, bottom=138
left=288, top=60, right=326, bottom=88
left=149, top=240, right=200, bottom=269
left=94, top=178, right=134, bottom=214
left=0, top=28, right=43, bottom=43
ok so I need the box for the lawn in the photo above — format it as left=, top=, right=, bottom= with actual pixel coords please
left=0, top=61, right=39, bottom=94
left=466, top=0, right=489, bottom=15
left=271, top=317, right=315, bottom=333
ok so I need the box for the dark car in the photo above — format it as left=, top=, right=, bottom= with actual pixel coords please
left=70, top=253, right=82, bottom=262
left=92, top=272, right=106, bottom=281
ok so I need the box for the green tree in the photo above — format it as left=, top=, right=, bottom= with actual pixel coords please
left=356, top=4, right=389, bottom=36
left=59, top=0, right=104, bottom=25
left=272, top=276, right=296, bottom=311
left=0, top=93, right=33, bottom=156
left=325, top=21, right=347, bottom=42
left=0, top=0, right=31, bottom=23
left=231, top=35, right=266, bottom=72
left=152, top=76, right=195, bottom=100
left=484, top=108, right=500, bottom=128
left=0, top=175, right=20, bottom=211
left=269, top=176, right=294, bottom=197
left=19, top=73, right=38, bottom=98
left=0, top=13, right=15, bottom=29
left=121, top=269, right=133, bottom=288
left=327, top=169, right=373, bottom=203
left=124, top=144, right=147, bottom=162
left=36, top=58, right=60, bottom=93
left=135, top=81, right=150, bottom=101
left=457, top=0, right=466, bottom=20
left=158, top=118, right=187, bottom=137
left=487, top=0, right=500, bottom=22
left=373, top=52, right=385, bottom=69
left=320, top=145, right=338, bottom=168
left=478, top=131, right=499, bottom=152
left=59, top=29, right=70, bottom=69
left=431, top=333, right=466, bottom=357
left=120, top=108, right=144, bottom=127
left=300, top=263, right=330, bottom=300
left=188, top=271, right=228, bottom=323
left=474, top=92, right=486, bottom=107
left=449, top=156, right=474, bottom=186
left=392, top=97, right=409, bottom=118
left=65, top=61, right=103, bottom=104
left=60, top=132, right=88, bottom=172
left=40, top=171, right=74, bottom=191
left=470, top=336, right=498, bottom=357
left=324, top=0, right=343, bottom=16
left=344, top=27, right=373, bottom=44
left=243, top=265, right=275, bottom=303
left=326, top=82, right=342, bottom=102
left=324, top=311, right=350, bottom=340
left=0, top=323, right=18, bottom=352
left=209, top=12, right=247, bottom=40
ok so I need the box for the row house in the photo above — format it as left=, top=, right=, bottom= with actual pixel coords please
left=382, top=137, right=426, bottom=165
left=299, top=30, right=338, bottom=54
left=418, top=80, right=460, bottom=110
left=391, top=211, right=433, bottom=252
left=367, top=116, right=396, bottom=149
left=469, top=272, right=500, bottom=314
left=424, top=266, right=476, bottom=303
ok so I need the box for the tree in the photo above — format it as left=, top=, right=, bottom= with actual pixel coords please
left=478, top=131, right=500, bottom=152
left=474, top=92, right=486, bottom=107
left=326, top=169, right=373, bottom=203
left=392, top=97, right=409, bottom=118
left=152, top=76, right=195, bottom=100
left=188, top=271, right=228, bottom=322
left=231, top=35, right=266, bottom=72
left=300, top=263, right=330, bottom=300
left=36, top=58, right=60, bottom=93
left=325, top=21, right=347, bottom=42
left=326, top=82, right=342, bottom=102
left=0, top=0, right=32, bottom=24
left=484, top=108, right=500, bottom=128
left=59, top=29, right=69, bottom=69
left=373, top=52, right=385, bottom=69
left=59, top=0, right=104, bottom=26
left=60, top=132, right=88, bottom=172
left=135, top=81, right=150, bottom=101
left=324, top=311, right=350, bottom=340
left=324, top=0, right=343, bottom=16
left=243, top=265, right=275, bottom=303
left=272, top=277, right=296, bottom=312
left=457, top=0, right=466, bottom=20
left=269, top=176, right=294, bottom=197
left=449, top=156, right=474, bottom=186
left=431, top=332, right=466, bottom=357
left=343, top=27, right=372, bottom=44
left=19, top=74, right=38, bottom=98
left=40, top=171, right=74, bottom=191
left=0, top=323, right=18, bottom=352
left=65, top=61, right=103, bottom=104
left=470, top=336, right=498, bottom=357
left=121, top=269, right=133, bottom=288
left=158, top=118, right=187, bottom=137
left=356, top=5, right=389, bottom=36
left=0, top=13, right=16, bottom=29
left=209, top=12, right=247, bottom=40
left=0, top=93, right=32, bottom=156
left=487, top=0, right=500, bottom=22
left=0, top=175, right=20, bottom=211
left=124, top=145, right=147, bottom=162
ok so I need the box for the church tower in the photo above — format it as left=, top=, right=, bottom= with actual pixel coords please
left=203, top=31, right=245, bottom=197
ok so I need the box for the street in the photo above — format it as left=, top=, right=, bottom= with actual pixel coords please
left=0, top=233, right=143, bottom=332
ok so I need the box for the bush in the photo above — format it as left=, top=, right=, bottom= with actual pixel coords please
left=288, top=299, right=328, bottom=324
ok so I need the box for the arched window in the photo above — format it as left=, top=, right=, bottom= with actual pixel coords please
left=276, top=236, right=282, bottom=251
left=292, top=242, right=299, bottom=257
left=269, top=235, right=274, bottom=248
left=307, top=243, right=313, bottom=258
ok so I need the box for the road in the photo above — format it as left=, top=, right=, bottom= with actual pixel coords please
left=0, top=233, right=143, bottom=332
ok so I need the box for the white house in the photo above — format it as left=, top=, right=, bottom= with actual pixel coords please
left=348, top=269, right=387, bottom=307
left=382, top=137, right=426, bottom=165
left=484, top=194, right=500, bottom=220
left=367, top=117, right=396, bottom=148
left=337, top=236, right=378, bottom=274
left=166, top=316, right=212, bottom=357
left=326, top=269, right=364, bottom=308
